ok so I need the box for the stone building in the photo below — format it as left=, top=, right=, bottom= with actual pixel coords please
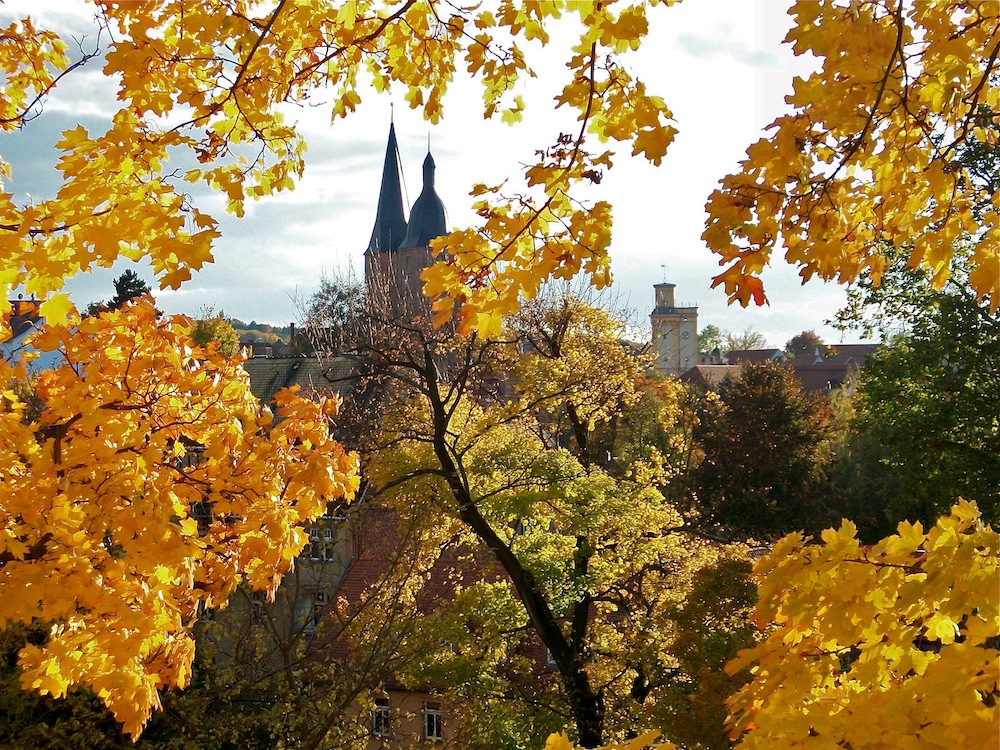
left=363, top=122, right=448, bottom=317
left=649, top=282, right=698, bottom=377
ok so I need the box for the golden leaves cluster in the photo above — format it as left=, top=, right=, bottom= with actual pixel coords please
left=704, top=0, right=999, bottom=309
left=727, top=501, right=998, bottom=749
left=545, top=728, right=673, bottom=750
left=0, top=301, right=358, bottom=736
left=0, top=1, right=675, bottom=339
left=426, top=1, right=676, bottom=334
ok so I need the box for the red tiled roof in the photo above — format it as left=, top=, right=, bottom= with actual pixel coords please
left=680, top=364, right=735, bottom=388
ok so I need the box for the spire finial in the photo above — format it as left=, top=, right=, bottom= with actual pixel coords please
left=390, top=101, right=394, bottom=123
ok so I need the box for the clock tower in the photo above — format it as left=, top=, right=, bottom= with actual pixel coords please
left=650, top=282, right=697, bottom=377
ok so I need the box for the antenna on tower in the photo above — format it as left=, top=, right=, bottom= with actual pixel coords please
left=660, top=264, right=667, bottom=282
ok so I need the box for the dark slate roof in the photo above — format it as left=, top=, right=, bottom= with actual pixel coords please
left=365, top=123, right=408, bottom=256
left=243, top=356, right=355, bottom=405
left=789, top=344, right=879, bottom=393
left=6, top=298, right=42, bottom=339
left=724, top=348, right=784, bottom=364
left=400, top=152, right=447, bottom=249
left=788, top=343, right=879, bottom=368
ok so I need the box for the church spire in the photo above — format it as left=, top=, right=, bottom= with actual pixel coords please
left=365, top=122, right=407, bottom=255
left=400, top=149, right=447, bottom=249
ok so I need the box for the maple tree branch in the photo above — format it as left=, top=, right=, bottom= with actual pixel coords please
left=0, top=34, right=102, bottom=127
left=473, top=42, right=601, bottom=288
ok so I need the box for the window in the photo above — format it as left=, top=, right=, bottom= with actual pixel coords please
left=312, top=591, right=326, bottom=626
left=545, top=647, right=557, bottom=668
left=371, top=698, right=390, bottom=738
left=423, top=702, right=442, bottom=742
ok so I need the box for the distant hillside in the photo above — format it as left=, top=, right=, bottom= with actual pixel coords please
left=229, top=318, right=292, bottom=344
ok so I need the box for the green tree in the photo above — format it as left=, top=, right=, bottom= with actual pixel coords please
left=698, top=324, right=724, bottom=355
left=657, top=558, right=757, bottom=750
left=692, top=362, right=836, bottom=537
left=108, top=269, right=151, bottom=309
left=85, top=269, right=152, bottom=316
left=783, top=330, right=823, bottom=359
left=191, top=307, right=241, bottom=356
left=854, top=280, right=999, bottom=528
left=723, top=327, right=769, bottom=352
left=337, top=288, right=747, bottom=747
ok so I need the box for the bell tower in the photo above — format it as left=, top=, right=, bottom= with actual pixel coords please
left=363, top=124, right=448, bottom=317
left=650, top=282, right=698, bottom=377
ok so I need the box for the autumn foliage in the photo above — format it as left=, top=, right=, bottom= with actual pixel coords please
left=705, top=1, right=999, bottom=309
left=727, top=501, right=999, bottom=749
left=0, top=302, right=358, bottom=735
left=1, top=0, right=998, bottom=747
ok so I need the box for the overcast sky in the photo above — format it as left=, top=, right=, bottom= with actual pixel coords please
left=1, top=0, right=871, bottom=348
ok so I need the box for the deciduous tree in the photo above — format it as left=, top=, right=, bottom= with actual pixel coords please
left=0, top=301, right=358, bottom=735
left=726, top=501, right=999, bottom=750
left=191, top=307, right=241, bottom=357
left=783, top=330, right=823, bottom=359
left=722, top=327, right=768, bottom=353
left=340, top=288, right=746, bottom=747
left=845, top=247, right=1000, bottom=528
left=1, top=1, right=675, bottom=736
left=697, top=324, right=724, bottom=355
left=692, top=362, right=835, bottom=537
left=704, top=1, right=1000, bottom=308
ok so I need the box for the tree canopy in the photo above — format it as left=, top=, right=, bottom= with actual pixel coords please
left=783, top=330, right=823, bottom=359
left=2, top=1, right=998, bottom=747
left=0, top=0, right=676, bottom=340
left=704, top=1, right=999, bottom=310
left=0, top=301, right=358, bottom=735
left=191, top=307, right=241, bottom=357
left=727, top=502, right=998, bottom=750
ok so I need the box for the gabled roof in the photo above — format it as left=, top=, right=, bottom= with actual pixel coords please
left=243, top=356, right=355, bottom=405
left=788, top=343, right=879, bottom=368
left=789, top=344, right=879, bottom=393
left=680, top=364, right=735, bottom=389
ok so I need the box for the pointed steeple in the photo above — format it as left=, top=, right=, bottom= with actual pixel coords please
left=400, top=150, right=447, bottom=249
left=366, top=122, right=408, bottom=255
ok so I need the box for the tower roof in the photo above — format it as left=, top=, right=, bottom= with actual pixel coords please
left=365, top=122, right=408, bottom=255
left=400, top=151, right=447, bottom=249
